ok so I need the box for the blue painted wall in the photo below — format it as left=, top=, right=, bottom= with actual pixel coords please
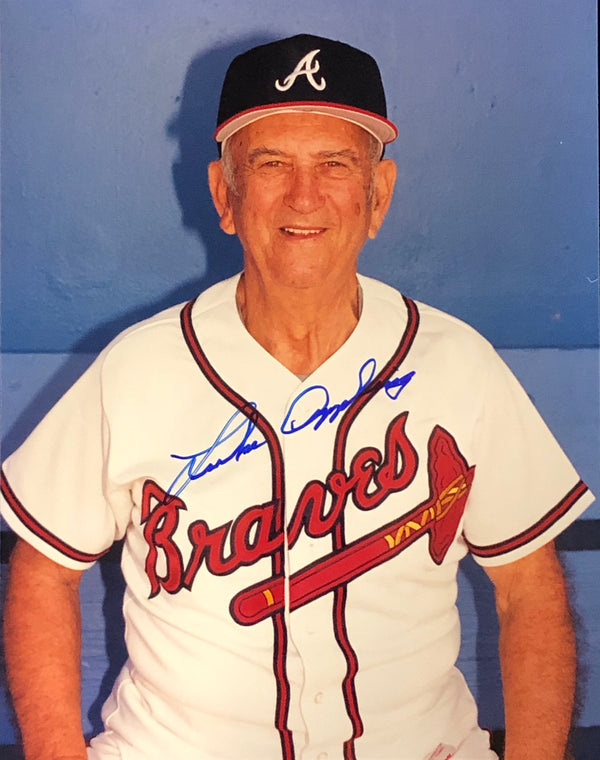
left=1, top=0, right=598, bottom=749
left=1, top=0, right=598, bottom=352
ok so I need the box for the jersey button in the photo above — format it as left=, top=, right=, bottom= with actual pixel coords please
left=314, top=691, right=323, bottom=703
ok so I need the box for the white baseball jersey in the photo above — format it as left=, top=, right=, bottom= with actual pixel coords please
left=1, top=274, right=593, bottom=760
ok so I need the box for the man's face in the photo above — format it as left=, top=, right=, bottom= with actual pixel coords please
left=209, top=112, right=396, bottom=292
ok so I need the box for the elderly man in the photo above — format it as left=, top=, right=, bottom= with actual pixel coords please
left=1, top=34, right=594, bottom=760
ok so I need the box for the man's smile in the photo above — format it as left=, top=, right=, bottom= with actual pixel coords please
left=280, top=226, right=326, bottom=237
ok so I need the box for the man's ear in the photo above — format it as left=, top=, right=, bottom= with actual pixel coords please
left=208, top=160, right=237, bottom=235
left=367, top=158, right=397, bottom=240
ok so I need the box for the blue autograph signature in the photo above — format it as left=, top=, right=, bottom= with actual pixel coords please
left=281, top=358, right=414, bottom=434
left=167, top=359, right=415, bottom=497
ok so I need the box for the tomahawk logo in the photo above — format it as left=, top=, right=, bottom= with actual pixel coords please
left=275, top=49, right=326, bottom=92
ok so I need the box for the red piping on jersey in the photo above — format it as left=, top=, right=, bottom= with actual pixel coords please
left=179, top=293, right=419, bottom=760
left=466, top=479, right=589, bottom=558
left=1, top=468, right=109, bottom=563
left=179, top=299, right=294, bottom=759
left=331, top=295, right=420, bottom=758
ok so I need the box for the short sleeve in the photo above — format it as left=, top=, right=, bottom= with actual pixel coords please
left=462, top=346, right=594, bottom=566
left=1, top=351, right=133, bottom=569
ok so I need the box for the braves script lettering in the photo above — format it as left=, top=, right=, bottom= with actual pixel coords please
left=167, top=359, right=415, bottom=497
left=142, top=412, right=474, bottom=619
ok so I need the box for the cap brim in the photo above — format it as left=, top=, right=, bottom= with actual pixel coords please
left=215, top=101, right=398, bottom=146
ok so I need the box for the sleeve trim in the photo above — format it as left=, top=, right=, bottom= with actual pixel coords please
left=1, top=469, right=109, bottom=563
left=465, top=480, right=589, bottom=559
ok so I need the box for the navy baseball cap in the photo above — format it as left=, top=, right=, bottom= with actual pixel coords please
left=215, top=34, right=398, bottom=147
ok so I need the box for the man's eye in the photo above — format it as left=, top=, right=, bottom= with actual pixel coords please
left=323, top=161, right=351, bottom=172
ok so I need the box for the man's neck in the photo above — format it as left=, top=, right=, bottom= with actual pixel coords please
left=236, top=272, right=361, bottom=376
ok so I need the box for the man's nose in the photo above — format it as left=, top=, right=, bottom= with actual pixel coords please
left=283, top=167, right=325, bottom=213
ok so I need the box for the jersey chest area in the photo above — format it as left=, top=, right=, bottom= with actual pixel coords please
left=117, top=353, right=476, bottom=624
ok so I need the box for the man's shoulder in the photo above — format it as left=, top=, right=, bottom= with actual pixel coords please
left=107, top=276, right=238, bottom=347
left=360, top=274, right=495, bottom=351
left=98, top=275, right=239, bottom=368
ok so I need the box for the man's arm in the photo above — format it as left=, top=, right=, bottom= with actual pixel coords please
left=3, top=538, right=88, bottom=760
left=485, top=541, right=576, bottom=760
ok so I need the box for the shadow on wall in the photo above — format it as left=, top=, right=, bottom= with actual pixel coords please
left=66, top=34, right=274, bottom=355
left=166, top=37, right=265, bottom=289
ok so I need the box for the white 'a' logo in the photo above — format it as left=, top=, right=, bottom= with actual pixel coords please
left=275, top=49, right=326, bottom=92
